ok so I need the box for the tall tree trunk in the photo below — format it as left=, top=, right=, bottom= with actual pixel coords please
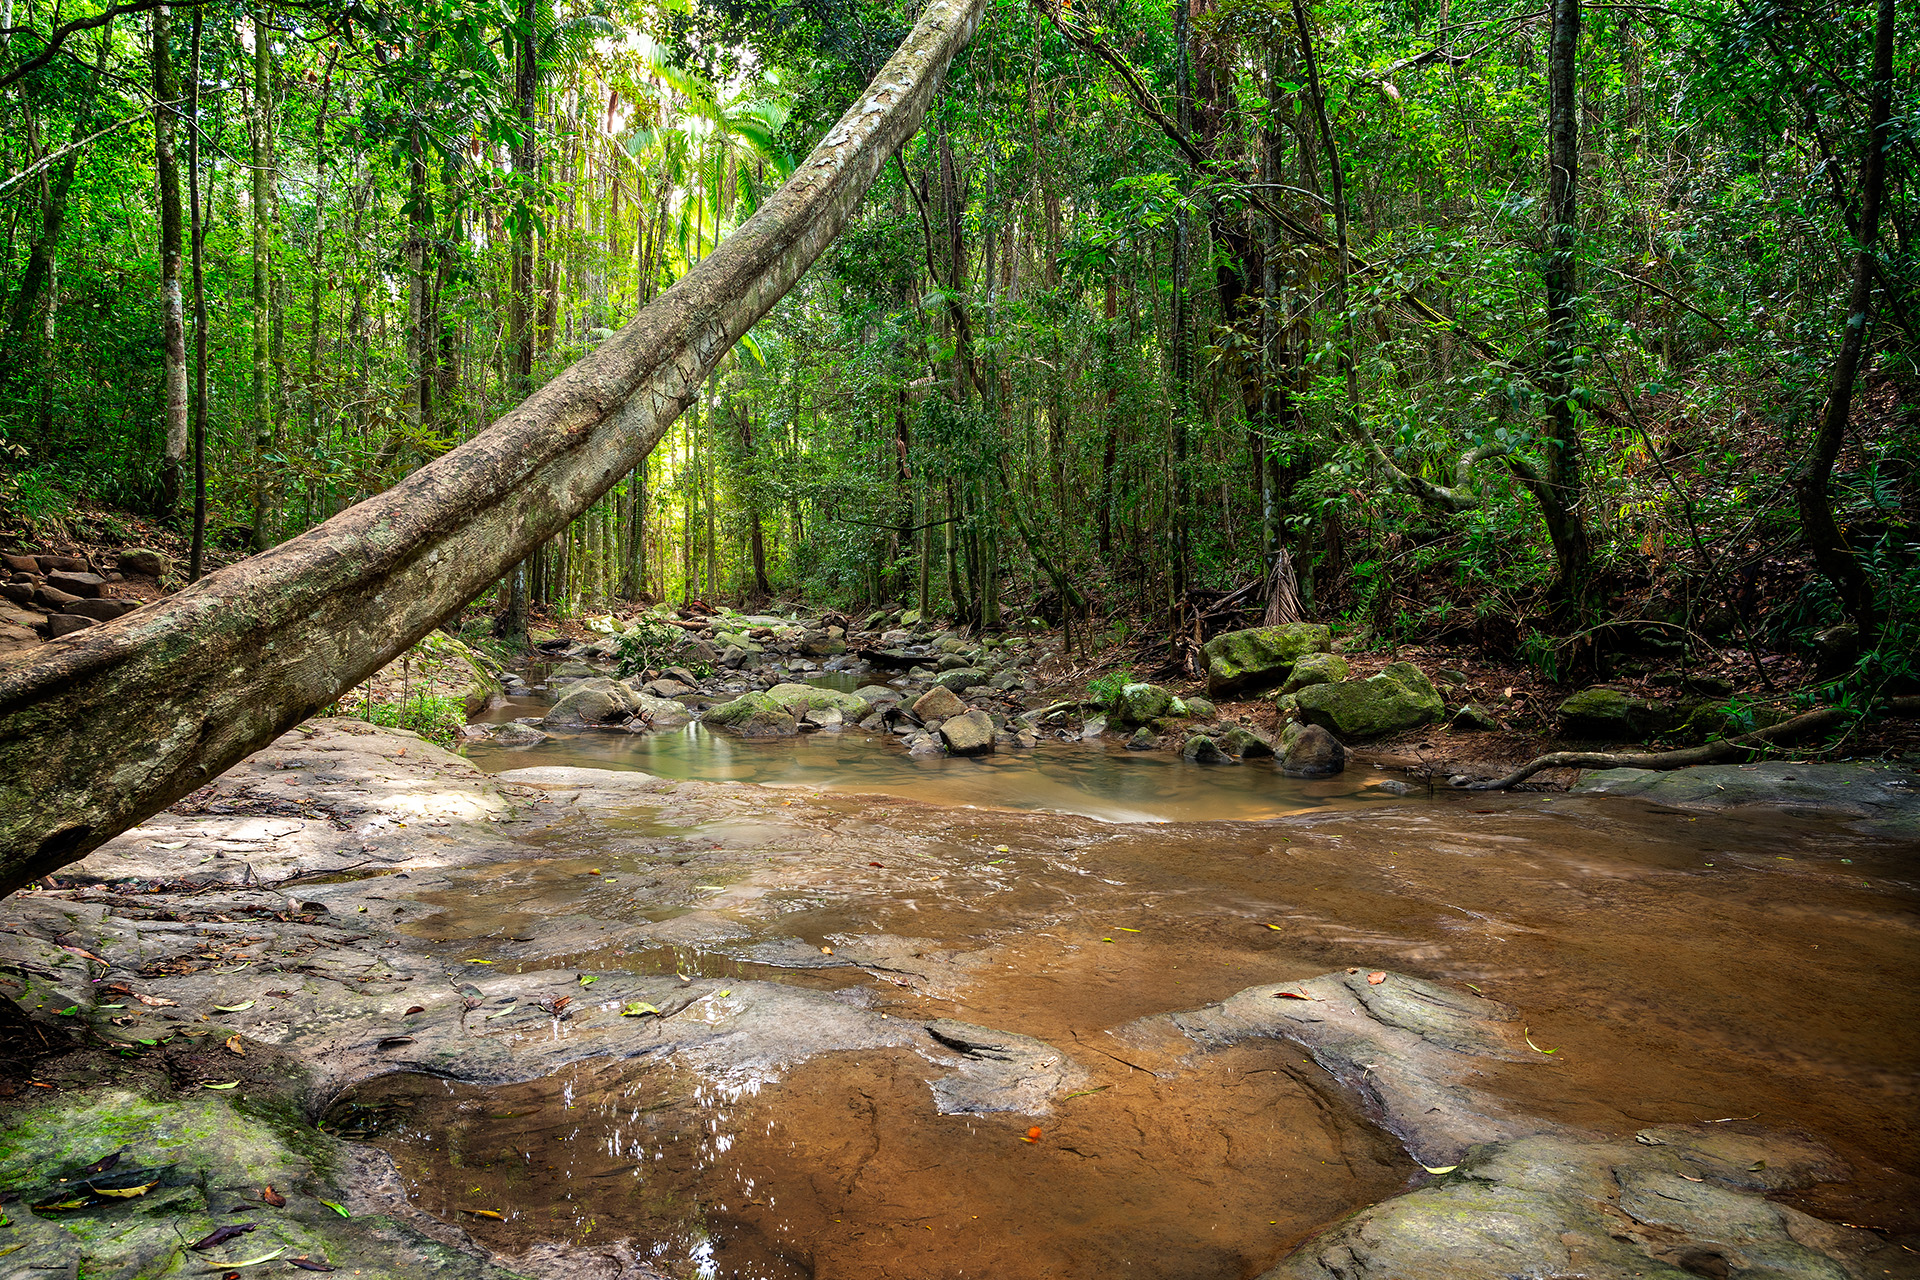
left=1519, top=0, right=1594, bottom=612
left=152, top=5, right=188, bottom=516
left=248, top=5, right=275, bottom=549
left=742, top=403, right=772, bottom=596
left=305, top=52, right=334, bottom=453
left=1794, top=0, right=1894, bottom=642
left=1166, top=0, right=1194, bottom=654
left=188, top=9, right=209, bottom=581
left=0, top=0, right=988, bottom=891
left=405, top=145, right=433, bottom=445
left=497, top=0, right=539, bottom=643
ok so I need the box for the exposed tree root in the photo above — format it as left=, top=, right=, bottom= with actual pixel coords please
left=1460, top=707, right=1847, bottom=792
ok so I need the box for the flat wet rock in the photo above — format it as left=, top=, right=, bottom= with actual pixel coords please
left=1573, top=761, right=1920, bottom=837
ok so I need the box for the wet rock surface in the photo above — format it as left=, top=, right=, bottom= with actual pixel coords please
left=1573, top=760, right=1920, bottom=837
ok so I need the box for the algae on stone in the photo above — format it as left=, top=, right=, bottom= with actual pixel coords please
left=1294, top=662, right=1444, bottom=740
left=1200, top=623, right=1332, bottom=696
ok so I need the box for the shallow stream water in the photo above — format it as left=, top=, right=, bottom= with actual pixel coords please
left=339, top=702, right=1920, bottom=1279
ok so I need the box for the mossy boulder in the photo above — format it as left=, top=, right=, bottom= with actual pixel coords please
left=1112, top=682, right=1176, bottom=726
left=763, top=682, right=870, bottom=717
left=1201, top=623, right=1333, bottom=696
left=1279, top=651, right=1350, bottom=696
left=1294, top=662, right=1444, bottom=740
left=1180, top=734, right=1235, bottom=764
left=1557, top=687, right=1670, bottom=740
left=702, top=691, right=799, bottom=737
left=1220, top=726, right=1276, bottom=758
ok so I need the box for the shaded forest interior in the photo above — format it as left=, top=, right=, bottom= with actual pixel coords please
left=1, top=0, right=1914, bottom=698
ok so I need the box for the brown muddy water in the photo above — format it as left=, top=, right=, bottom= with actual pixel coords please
left=339, top=722, right=1920, bottom=1280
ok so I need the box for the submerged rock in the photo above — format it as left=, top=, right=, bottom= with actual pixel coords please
left=1280, top=723, right=1346, bottom=776
left=1295, top=662, right=1444, bottom=740
left=1181, top=733, right=1235, bottom=764
left=1201, top=623, right=1332, bottom=696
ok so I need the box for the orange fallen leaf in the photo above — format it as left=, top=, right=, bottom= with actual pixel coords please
left=1022, top=1126, right=1042, bottom=1143
left=1366, top=972, right=1387, bottom=985
left=225, top=1035, right=245, bottom=1056
left=262, top=1185, right=286, bottom=1207
left=1274, top=991, right=1316, bottom=1000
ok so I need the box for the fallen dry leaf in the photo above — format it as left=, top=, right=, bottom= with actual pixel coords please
left=225, top=1035, right=245, bottom=1056
left=1366, top=972, right=1387, bottom=985
left=1274, top=991, right=1317, bottom=1000
left=262, top=1186, right=286, bottom=1208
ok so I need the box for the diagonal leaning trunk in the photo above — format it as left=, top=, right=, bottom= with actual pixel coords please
left=0, top=0, right=987, bottom=897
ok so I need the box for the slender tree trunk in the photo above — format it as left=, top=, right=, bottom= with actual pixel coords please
left=1794, top=0, right=1894, bottom=641
left=497, top=0, right=539, bottom=643
left=1522, top=0, right=1594, bottom=611
left=1166, top=0, right=1194, bottom=653
left=305, top=52, right=333, bottom=451
left=152, top=6, right=188, bottom=516
left=248, top=4, right=275, bottom=549
left=188, top=9, right=209, bottom=581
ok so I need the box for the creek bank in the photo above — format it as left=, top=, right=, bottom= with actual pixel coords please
left=2, top=723, right=1907, bottom=1279
left=474, top=611, right=1920, bottom=815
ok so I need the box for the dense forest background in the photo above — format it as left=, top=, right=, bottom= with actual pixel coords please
left=0, top=0, right=1913, bottom=693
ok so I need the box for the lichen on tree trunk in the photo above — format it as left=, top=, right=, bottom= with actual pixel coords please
left=0, top=0, right=987, bottom=896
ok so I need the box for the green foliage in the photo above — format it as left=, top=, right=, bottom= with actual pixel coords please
left=342, top=693, right=466, bottom=749
left=615, top=615, right=692, bottom=678
left=1086, top=670, right=1138, bottom=710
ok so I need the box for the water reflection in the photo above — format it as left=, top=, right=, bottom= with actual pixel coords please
left=468, top=703, right=1399, bottom=823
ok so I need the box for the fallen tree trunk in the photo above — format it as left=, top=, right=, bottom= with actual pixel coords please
left=1461, top=707, right=1846, bottom=792
left=0, top=0, right=986, bottom=897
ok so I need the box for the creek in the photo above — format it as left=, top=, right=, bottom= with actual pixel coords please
left=333, top=694, right=1918, bottom=1280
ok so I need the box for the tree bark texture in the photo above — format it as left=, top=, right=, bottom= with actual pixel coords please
left=0, top=0, right=988, bottom=895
